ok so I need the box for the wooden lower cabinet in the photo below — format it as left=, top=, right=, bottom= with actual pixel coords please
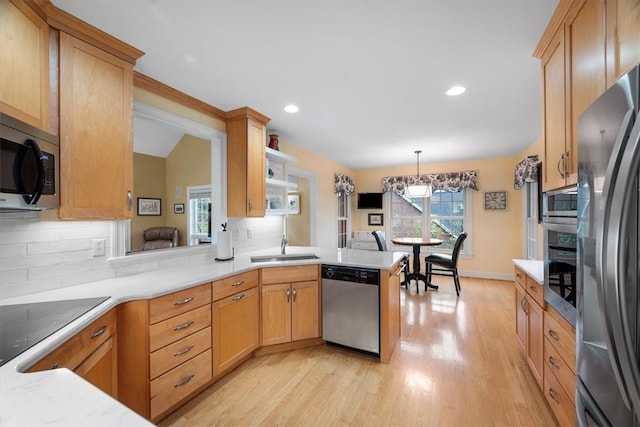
left=513, top=266, right=545, bottom=388
left=26, top=309, right=118, bottom=398
left=212, top=284, right=259, bottom=377
left=117, top=282, right=212, bottom=422
left=543, top=306, right=577, bottom=427
left=261, top=265, right=320, bottom=346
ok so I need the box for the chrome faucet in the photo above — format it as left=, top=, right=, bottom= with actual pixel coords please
left=281, top=234, right=288, bottom=254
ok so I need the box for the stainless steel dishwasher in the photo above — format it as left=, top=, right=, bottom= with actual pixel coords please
left=322, top=264, right=380, bottom=355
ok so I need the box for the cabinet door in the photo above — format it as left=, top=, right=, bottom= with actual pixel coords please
left=527, top=296, right=544, bottom=389
left=59, top=32, right=134, bottom=219
left=567, top=0, right=606, bottom=185
left=261, top=283, right=292, bottom=346
left=0, top=0, right=49, bottom=130
left=515, top=284, right=527, bottom=351
left=246, top=119, right=265, bottom=217
left=74, top=334, right=118, bottom=398
left=291, top=280, right=319, bottom=341
left=213, top=287, right=259, bottom=376
left=613, top=0, right=640, bottom=80
left=542, top=29, right=568, bottom=191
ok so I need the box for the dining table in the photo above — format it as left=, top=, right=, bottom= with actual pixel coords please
left=391, top=236, right=443, bottom=290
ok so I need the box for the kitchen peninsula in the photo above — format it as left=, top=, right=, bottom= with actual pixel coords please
left=0, top=246, right=407, bottom=426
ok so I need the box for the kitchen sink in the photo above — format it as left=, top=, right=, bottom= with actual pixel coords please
left=250, top=253, right=319, bottom=263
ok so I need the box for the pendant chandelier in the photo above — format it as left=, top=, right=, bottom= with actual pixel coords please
left=406, top=150, right=432, bottom=198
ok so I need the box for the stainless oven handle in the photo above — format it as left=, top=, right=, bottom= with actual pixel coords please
left=598, top=108, right=637, bottom=411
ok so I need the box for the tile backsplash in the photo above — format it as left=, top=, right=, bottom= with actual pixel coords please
left=0, top=213, right=283, bottom=300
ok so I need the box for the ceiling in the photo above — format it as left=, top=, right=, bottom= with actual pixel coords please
left=51, top=0, right=558, bottom=170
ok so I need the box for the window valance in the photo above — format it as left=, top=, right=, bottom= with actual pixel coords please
left=334, top=173, right=355, bottom=195
left=382, top=170, right=479, bottom=195
left=514, top=155, right=539, bottom=190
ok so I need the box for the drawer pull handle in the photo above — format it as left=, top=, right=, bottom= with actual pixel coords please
left=293, top=288, right=297, bottom=302
left=286, top=288, right=291, bottom=303
left=548, top=329, right=560, bottom=341
left=174, top=344, right=195, bottom=357
left=232, top=280, right=245, bottom=287
left=174, top=373, right=195, bottom=388
left=174, top=321, right=194, bottom=331
left=51, top=363, right=59, bottom=369
left=548, top=387, right=561, bottom=404
left=548, top=356, right=560, bottom=369
left=174, top=297, right=194, bottom=306
left=232, top=294, right=245, bottom=302
left=528, top=285, right=538, bottom=293
left=90, top=325, right=107, bottom=339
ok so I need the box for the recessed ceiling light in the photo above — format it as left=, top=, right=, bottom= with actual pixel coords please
left=284, top=104, right=300, bottom=113
left=446, top=85, right=466, bottom=96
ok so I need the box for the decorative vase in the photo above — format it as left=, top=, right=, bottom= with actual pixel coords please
left=268, top=134, right=279, bottom=151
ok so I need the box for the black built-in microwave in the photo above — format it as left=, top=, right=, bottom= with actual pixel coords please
left=0, top=113, right=59, bottom=211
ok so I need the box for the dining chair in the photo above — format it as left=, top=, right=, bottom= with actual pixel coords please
left=424, top=232, right=467, bottom=296
left=372, top=230, right=388, bottom=251
left=372, top=231, right=411, bottom=289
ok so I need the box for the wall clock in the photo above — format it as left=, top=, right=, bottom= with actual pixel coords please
left=484, top=191, right=507, bottom=210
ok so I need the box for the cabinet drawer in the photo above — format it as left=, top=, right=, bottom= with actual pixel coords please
left=544, top=362, right=576, bottom=427
left=261, top=265, right=319, bottom=285
left=149, top=304, right=211, bottom=352
left=149, top=283, right=212, bottom=325
left=212, top=270, right=259, bottom=302
left=526, top=276, right=545, bottom=307
left=544, top=309, right=576, bottom=373
left=544, top=336, right=576, bottom=405
left=27, top=309, right=116, bottom=372
left=514, top=266, right=527, bottom=288
left=150, top=348, right=212, bottom=420
left=150, top=326, right=211, bottom=380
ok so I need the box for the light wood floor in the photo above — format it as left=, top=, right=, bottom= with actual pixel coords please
left=159, top=277, right=557, bottom=427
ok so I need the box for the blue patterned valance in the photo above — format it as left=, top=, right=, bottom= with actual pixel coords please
left=334, top=173, right=355, bottom=195
left=514, top=155, right=539, bottom=190
left=382, top=170, right=479, bottom=196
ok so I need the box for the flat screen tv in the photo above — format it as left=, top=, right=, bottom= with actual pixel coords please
left=357, top=192, right=383, bottom=209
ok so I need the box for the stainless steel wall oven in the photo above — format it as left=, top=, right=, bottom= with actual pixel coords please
left=543, top=186, right=578, bottom=326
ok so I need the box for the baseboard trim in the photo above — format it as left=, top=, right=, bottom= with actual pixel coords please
left=458, top=270, right=513, bottom=282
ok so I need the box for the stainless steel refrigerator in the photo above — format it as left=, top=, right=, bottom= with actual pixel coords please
left=576, top=64, right=640, bottom=426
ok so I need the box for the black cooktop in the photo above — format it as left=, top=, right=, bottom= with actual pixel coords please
left=0, top=296, right=109, bottom=367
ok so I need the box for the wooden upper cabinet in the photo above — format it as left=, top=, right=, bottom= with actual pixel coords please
left=226, top=107, right=269, bottom=217
left=606, top=0, right=640, bottom=85
left=0, top=0, right=50, bottom=131
left=541, top=30, right=568, bottom=191
left=536, top=0, right=606, bottom=191
left=58, top=32, right=135, bottom=219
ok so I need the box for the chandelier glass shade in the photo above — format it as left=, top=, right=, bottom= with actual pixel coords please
left=406, top=150, right=432, bottom=198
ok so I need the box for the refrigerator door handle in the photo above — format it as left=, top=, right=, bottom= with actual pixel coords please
left=601, top=113, right=640, bottom=418
left=576, top=376, right=613, bottom=427
left=598, top=108, right=636, bottom=410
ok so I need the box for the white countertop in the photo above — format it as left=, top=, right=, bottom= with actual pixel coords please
left=0, top=246, right=407, bottom=426
left=512, top=259, right=544, bottom=284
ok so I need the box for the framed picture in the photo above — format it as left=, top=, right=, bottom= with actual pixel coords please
left=174, top=203, right=185, bottom=214
left=368, top=213, right=384, bottom=226
left=484, top=191, right=507, bottom=210
left=137, top=197, right=161, bottom=216
left=288, top=193, right=300, bottom=214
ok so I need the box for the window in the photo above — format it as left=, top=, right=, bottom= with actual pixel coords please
left=337, top=191, right=350, bottom=248
left=188, top=186, right=211, bottom=245
left=390, top=190, right=471, bottom=253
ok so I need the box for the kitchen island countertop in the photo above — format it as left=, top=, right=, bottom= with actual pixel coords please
left=0, top=246, right=407, bottom=426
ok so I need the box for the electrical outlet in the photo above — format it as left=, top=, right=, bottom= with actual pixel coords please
left=247, top=228, right=252, bottom=239
left=91, top=238, right=106, bottom=257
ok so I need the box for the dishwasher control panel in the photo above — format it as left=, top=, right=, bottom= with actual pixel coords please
left=321, top=265, right=380, bottom=285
